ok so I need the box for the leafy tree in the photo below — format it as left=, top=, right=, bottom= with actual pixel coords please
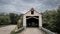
left=0, top=14, right=10, bottom=25
left=9, top=13, right=20, bottom=24
left=56, top=6, right=60, bottom=34
left=42, top=10, right=57, bottom=32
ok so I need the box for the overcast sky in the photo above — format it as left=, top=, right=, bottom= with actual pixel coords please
left=0, top=0, right=60, bottom=14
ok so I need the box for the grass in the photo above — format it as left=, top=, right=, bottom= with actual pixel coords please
left=10, top=27, right=24, bottom=34
left=10, top=27, right=18, bottom=34
left=10, top=30, right=18, bottom=34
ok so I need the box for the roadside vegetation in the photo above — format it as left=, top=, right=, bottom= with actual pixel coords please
left=42, top=6, right=60, bottom=34
left=10, top=27, right=24, bottom=34
left=0, top=13, right=21, bottom=25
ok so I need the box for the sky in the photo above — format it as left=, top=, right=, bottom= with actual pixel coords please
left=0, top=0, right=60, bottom=14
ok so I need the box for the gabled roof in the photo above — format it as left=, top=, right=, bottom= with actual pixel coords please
left=23, top=8, right=42, bottom=15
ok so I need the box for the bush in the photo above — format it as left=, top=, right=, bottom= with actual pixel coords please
left=0, top=16, right=10, bottom=25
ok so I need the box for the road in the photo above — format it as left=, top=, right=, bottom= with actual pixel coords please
left=19, top=28, right=46, bottom=34
left=0, top=25, right=16, bottom=34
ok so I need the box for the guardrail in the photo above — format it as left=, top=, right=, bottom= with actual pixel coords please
left=39, top=27, right=55, bottom=34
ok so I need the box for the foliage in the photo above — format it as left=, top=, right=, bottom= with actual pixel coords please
left=42, top=10, right=57, bottom=32
left=9, top=13, right=20, bottom=24
left=42, top=6, right=60, bottom=34
left=10, top=30, right=18, bottom=34
left=55, top=6, right=60, bottom=34
left=17, top=14, right=23, bottom=29
left=0, top=13, right=20, bottom=25
left=10, top=27, right=24, bottom=34
left=0, top=14, right=10, bottom=25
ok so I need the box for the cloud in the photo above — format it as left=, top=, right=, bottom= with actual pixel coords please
left=0, top=0, right=60, bottom=14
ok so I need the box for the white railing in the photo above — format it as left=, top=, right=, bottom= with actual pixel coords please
left=39, top=27, right=55, bottom=34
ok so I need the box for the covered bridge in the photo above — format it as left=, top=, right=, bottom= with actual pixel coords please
left=16, top=8, right=55, bottom=34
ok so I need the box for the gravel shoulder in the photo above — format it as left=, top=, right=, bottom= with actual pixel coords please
left=0, top=25, right=16, bottom=34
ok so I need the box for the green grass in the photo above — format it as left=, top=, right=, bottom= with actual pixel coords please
left=10, top=27, right=24, bottom=34
left=10, top=30, right=18, bottom=34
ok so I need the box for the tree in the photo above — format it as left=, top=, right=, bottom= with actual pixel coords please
left=42, top=10, right=57, bottom=32
left=0, top=14, right=10, bottom=25
left=9, top=13, right=20, bottom=24
left=56, top=6, right=60, bottom=34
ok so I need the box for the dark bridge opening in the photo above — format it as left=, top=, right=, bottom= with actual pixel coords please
left=26, top=16, right=39, bottom=27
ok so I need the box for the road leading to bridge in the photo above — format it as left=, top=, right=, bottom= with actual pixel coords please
left=19, top=28, right=46, bottom=34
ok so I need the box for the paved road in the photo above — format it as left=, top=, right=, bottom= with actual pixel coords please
left=0, top=25, right=16, bottom=34
left=19, top=28, right=46, bottom=34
